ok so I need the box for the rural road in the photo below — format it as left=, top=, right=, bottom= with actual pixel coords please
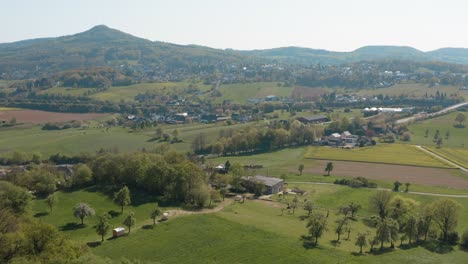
left=287, top=181, right=468, bottom=198
left=415, top=145, right=468, bottom=173
left=395, top=101, right=468, bottom=124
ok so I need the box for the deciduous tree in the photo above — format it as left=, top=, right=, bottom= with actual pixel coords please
left=123, top=212, right=136, bottom=234
left=73, top=203, right=95, bottom=225
left=114, top=186, right=131, bottom=213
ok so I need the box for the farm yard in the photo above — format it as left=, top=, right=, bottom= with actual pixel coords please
left=0, top=108, right=109, bottom=124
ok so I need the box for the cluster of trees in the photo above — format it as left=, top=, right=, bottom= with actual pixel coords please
left=193, top=121, right=323, bottom=155
left=42, top=120, right=82, bottom=130
left=366, top=191, right=463, bottom=251
left=0, top=181, right=85, bottom=263
left=303, top=190, right=465, bottom=254
left=89, top=152, right=211, bottom=205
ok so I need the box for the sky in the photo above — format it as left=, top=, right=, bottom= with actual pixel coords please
left=2, top=0, right=468, bottom=51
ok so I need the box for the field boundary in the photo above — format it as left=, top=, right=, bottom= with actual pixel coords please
left=418, top=146, right=468, bottom=173
left=287, top=181, right=468, bottom=198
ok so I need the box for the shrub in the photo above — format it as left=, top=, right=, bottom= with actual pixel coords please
left=446, top=231, right=460, bottom=245
left=460, top=230, right=468, bottom=249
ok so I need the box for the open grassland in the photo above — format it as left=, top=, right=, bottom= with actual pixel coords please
left=30, top=185, right=468, bottom=263
left=0, top=109, right=109, bottom=124
left=32, top=187, right=170, bottom=242
left=210, top=147, right=312, bottom=175
left=356, top=83, right=467, bottom=98
left=90, top=82, right=210, bottom=102
left=426, top=147, right=468, bottom=169
left=0, top=118, right=261, bottom=156
left=212, top=82, right=294, bottom=103
left=0, top=107, right=21, bottom=111
left=0, top=125, right=152, bottom=156
left=39, top=86, right=97, bottom=96
left=407, top=111, right=467, bottom=148
left=211, top=146, right=468, bottom=193
left=305, top=144, right=454, bottom=168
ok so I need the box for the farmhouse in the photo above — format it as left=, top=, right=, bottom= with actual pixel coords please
left=243, top=175, right=284, bottom=194
left=296, top=115, right=329, bottom=124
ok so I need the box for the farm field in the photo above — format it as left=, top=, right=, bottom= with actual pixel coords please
left=0, top=125, right=152, bottom=156
left=0, top=109, right=109, bottom=124
left=90, top=81, right=211, bottom=102
left=426, top=147, right=468, bottom=169
left=211, top=82, right=294, bottom=103
left=0, top=117, right=261, bottom=156
left=356, top=83, right=467, bottom=98
left=305, top=144, right=454, bottom=168
left=33, top=184, right=468, bottom=263
left=407, top=111, right=467, bottom=148
left=302, top=159, right=467, bottom=189
left=39, top=86, right=97, bottom=96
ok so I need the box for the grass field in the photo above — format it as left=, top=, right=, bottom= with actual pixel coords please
left=356, top=83, right=468, bottom=98
left=90, top=82, right=211, bottom=102
left=212, top=82, right=294, bottom=104
left=407, top=111, right=467, bottom=148
left=0, top=125, right=152, bottom=156
left=39, top=86, right=97, bottom=97
left=0, top=107, right=21, bottom=111
left=33, top=184, right=468, bottom=263
left=0, top=117, right=263, bottom=156
left=427, top=147, right=468, bottom=169
left=304, top=144, right=454, bottom=168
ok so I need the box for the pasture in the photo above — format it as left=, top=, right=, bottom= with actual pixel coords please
left=407, top=111, right=467, bottom=148
left=305, top=144, right=453, bottom=168
left=90, top=82, right=211, bottom=102
left=356, top=83, right=468, bottom=98
left=30, top=184, right=467, bottom=263
left=0, top=109, right=109, bottom=124
left=211, top=82, right=294, bottom=103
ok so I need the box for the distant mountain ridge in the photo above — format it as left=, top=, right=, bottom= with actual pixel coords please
left=1, top=25, right=468, bottom=78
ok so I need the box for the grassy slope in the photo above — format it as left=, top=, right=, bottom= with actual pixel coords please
left=305, top=144, right=454, bottom=168
left=0, top=125, right=151, bottom=156
left=38, top=185, right=465, bottom=263
left=0, top=119, right=258, bottom=156
left=212, top=82, right=294, bottom=104
left=407, top=111, right=467, bottom=148
left=90, top=82, right=210, bottom=102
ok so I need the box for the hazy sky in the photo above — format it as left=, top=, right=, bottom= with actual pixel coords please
left=2, top=0, right=467, bottom=51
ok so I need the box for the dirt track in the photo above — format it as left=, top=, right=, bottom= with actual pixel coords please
left=0, top=110, right=108, bottom=124
left=302, top=160, right=468, bottom=189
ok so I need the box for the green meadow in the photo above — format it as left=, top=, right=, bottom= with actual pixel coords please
left=30, top=184, right=468, bottom=264
left=304, top=144, right=453, bottom=168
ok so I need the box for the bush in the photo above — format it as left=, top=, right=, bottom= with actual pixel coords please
left=334, top=177, right=378, bottom=188
left=447, top=231, right=460, bottom=245
left=460, top=230, right=468, bottom=249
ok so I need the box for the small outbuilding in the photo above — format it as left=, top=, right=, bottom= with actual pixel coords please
left=113, top=227, right=125, bottom=238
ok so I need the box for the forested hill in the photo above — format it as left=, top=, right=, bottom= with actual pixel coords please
left=243, top=46, right=468, bottom=65
left=0, top=25, right=254, bottom=79
left=2, top=25, right=468, bottom=80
